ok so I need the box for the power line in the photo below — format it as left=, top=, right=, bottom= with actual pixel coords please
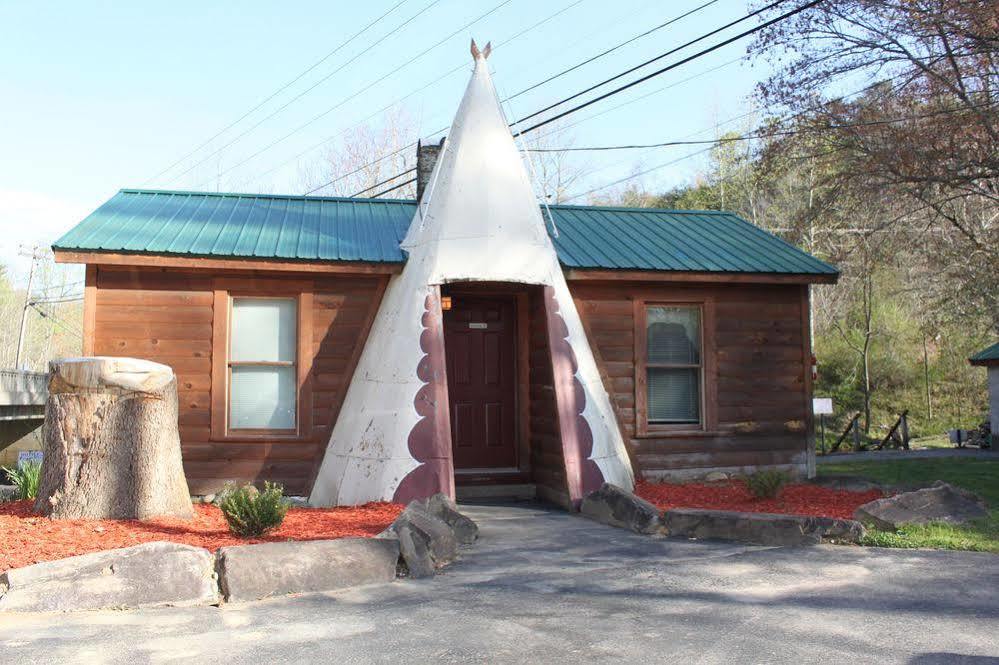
left=505, top=0, right=721, bottom=103
left=565, top=146, right=716, bottom=202
left=34, top=280, right=84, bottom=293
left=244, top=0, right=591, bottom=193
left=311, top=53, right=748, bottom=197
left=304, top=142, right=417, bottom=195
left=525, top=104, right=995, bottom=152
left=520, top=54, right=748, bottom=146
left=269, top=0, right=819, bottom=200
left=334, top=2, right=809, bottom=199
left=514, top=0, right=824, bottom=135
left=511, top=0, right=791, bottom=129
left=562, top=73, right=919, bottom=189
left=30, top=295, right=84, bottom=305
left=351, top=167, right=417, bottom=197
left=143, top=0, right=411, bottom=186
left=28, top=302, right=83, bottom=340
left=559, top=76, right=929, bottom=202
left=166, top=0, right=446, bottom=187
left=370, top=177, right=418, bottom=198
left=192, top=0, right=515, bottom=190
left=305, top=0, right=730, bottom=196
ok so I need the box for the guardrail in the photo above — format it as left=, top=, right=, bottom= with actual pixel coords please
left=0, top=369, right=49, bottom=406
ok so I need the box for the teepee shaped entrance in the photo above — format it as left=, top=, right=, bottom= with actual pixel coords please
left=309, top=42, right=634, bottom=508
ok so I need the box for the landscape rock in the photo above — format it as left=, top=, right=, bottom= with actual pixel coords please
left=854, top=481, right=988, bottom=530
left=396, top=524, right=436, bottom=579
left=0, top=541, right=218, bottom=612
left=216, top=537, right=400, bottom=603
left=704, top=471, right=729, bottom=482
left=0, top=485, right=17, bottom=502
left=810, top=516, right=867, bottom=543
left=390, top=503, right=459, bottom=575
left=415, top=493, right=479, bottom=544
left=580, top=483, right=665, bottom=535
left=663, top=508, right=865, bottom=546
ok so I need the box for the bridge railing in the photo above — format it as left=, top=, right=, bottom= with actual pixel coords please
left=0, top=369, right=49, bottom=406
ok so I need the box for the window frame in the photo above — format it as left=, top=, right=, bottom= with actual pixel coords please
left=211, top=278, right=313, bottom=441
left=634, top=297, right=716, bottom=437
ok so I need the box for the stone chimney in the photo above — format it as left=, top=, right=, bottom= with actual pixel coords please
left=416, top=138, right=445, bottom=202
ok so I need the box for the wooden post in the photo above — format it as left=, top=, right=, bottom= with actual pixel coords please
left=819, top=413, right=826, bottom=455
left=877, top=410, right=909, bottom=451
left=830, top=412, right=861, bottom=453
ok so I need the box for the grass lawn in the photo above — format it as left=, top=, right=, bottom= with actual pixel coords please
left=819, top=458, right=999, bottom=553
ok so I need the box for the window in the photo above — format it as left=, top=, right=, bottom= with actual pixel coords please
left=635, top=299, right=714, bottom=436
left=228, top=297, right=297, bottom=431
left=645, top=306, right=702, bottom=425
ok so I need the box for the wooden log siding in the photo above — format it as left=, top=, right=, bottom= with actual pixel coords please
left=528, top=287, right=571, bottom=506
left=91, top=266, right=387, bottom=495
left=570, top=282, right=811, bottom=479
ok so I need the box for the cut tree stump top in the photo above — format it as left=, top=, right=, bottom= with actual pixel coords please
left=49, top=357, right=175, bottom=394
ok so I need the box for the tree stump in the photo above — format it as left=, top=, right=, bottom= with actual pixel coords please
left=35, top=357, right=193, bottom=520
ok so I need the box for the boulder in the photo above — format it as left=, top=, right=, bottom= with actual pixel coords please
left=396, top=525, right=435, bottom=579
left=216, top=537, right=400, bottom=603
left=415, top=493, right=479, bottom=544
left=390, top=503, right=460, bottom=576
left=854, top=481, right=988, bottom=530
left=704, top=471, right=729, bottom=483
left=580, top=483, right=664, bottom=535
left=0, top=485, right=17, bottom=503
left=810, top=516, right=867, bottom=543
left=0, top=541, right=218, bottom=612
left=663, top=509, right=865, bottom=546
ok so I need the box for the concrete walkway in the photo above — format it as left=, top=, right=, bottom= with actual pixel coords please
left=1, top=502, right=997, bottom=664
left=818, top=448, right=999, bottom=465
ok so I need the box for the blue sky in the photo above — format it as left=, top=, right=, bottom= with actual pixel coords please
left=1, top=0, right=771, bottom=284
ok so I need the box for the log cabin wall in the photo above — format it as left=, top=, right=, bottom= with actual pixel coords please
left=527, top=287, right=571, bottom=507
left=91, top=265, right=388, bottom=496
left=569, top=280, right=812, bottom=480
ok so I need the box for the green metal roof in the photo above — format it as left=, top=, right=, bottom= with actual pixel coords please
left=54, top=189, right=838, bottom=276
left=970, top=342, right=999, bottom=365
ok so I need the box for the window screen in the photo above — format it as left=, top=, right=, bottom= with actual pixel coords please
left=229, top=297, right=297, bottom=430
left=646, top=306, right=701, bottom=425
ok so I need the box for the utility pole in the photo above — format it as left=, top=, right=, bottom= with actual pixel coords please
left=14, top=245, right=44, bottom=369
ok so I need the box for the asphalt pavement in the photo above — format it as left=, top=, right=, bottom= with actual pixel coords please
left=1, top=501, right=996, bottom=664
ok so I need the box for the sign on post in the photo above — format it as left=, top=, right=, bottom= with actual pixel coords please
left=812, top=398, right=833, bottom=415
left=812, top=398, right=833, bottom=455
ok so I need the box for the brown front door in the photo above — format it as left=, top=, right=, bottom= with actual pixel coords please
left=443, top=295, right=518, bottom=470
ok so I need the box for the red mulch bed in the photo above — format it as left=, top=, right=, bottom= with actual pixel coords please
left=0, top=501, right=403, bottom=572
left=635, top=480, right=883, bottom=520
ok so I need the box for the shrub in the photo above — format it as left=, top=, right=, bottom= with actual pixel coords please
left=745, top=470, right=788, bottom=499
left=1, top=460, right=42, bottom=501
left=218, top=482, right=289, bottom=537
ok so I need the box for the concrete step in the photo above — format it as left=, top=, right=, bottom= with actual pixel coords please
left=456, top=484, right=537, bottom=501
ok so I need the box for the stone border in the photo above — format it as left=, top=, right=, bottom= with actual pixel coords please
left=0, top=494, right=478, bottom=613
left=579, top=483, right=865, bottom=546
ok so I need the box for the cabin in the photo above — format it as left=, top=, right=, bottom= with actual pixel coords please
left=51, top=47, right=837, bottom=507
left=970, top=342, right=999, bottom=446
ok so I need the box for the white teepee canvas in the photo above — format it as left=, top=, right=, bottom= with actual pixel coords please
left=309, top=44, right=634, bottom=507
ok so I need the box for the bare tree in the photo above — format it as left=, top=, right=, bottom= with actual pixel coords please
left=298, top=108, right=418, bottom=199
left=522, top=119, right=589, bottom=204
